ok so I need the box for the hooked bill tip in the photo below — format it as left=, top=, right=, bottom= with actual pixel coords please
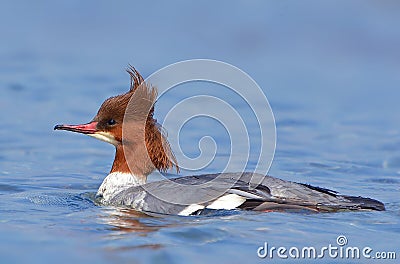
left=52, top=122, right=98, bottom=134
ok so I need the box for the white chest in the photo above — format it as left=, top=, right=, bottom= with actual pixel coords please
left=96, top=172, right=144, bottom=202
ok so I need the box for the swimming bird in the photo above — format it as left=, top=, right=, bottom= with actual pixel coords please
left=54, top=66, right=385, bottom=215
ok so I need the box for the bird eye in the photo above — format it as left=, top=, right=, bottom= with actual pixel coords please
left=107, top=119, right=116, bottom=126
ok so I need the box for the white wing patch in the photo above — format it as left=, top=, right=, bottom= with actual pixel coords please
left=177, top=194, right=247, bottom=216
left=207, top=193, right=247, bottom=210
left=178, top=204, right=205, bottom=216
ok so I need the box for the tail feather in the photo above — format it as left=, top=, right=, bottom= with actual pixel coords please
left=340, top=195, right=385, bottom=211
left=237, top=196, right=385, bottom=212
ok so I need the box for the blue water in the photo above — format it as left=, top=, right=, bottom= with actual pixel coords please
left=1, top=1, right=399, bottom=263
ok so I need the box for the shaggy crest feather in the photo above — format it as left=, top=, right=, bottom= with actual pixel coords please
left=95, top=67, right=179, bottom=175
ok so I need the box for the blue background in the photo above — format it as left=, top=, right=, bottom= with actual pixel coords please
left=0, top=1, right=399, bottom=263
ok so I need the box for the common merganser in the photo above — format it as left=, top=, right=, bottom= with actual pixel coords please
left=54, top=66, right=385, bottom=215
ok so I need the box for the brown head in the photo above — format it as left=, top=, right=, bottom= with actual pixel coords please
left=54, top=66, right=179, bottom=178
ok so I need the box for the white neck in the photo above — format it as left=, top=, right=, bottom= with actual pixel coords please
left=96, top=172, right=145, bottom=202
